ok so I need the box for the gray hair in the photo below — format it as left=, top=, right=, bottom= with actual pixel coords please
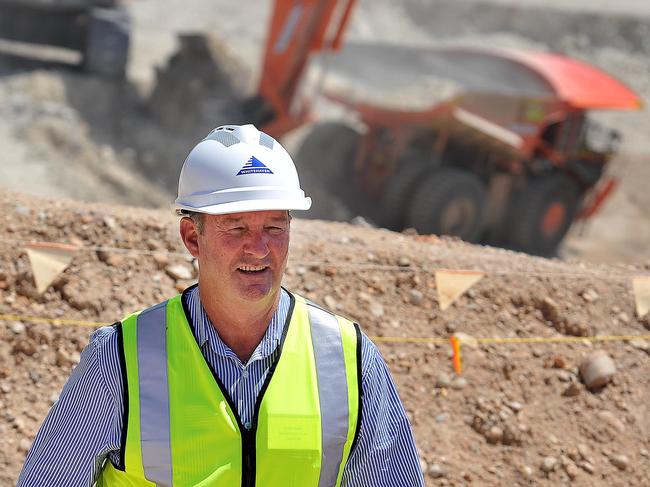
left=183, top=211, right=205, bottom=234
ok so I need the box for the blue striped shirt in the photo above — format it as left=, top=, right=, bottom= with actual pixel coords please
left=17, top=287, right=424, bottom=486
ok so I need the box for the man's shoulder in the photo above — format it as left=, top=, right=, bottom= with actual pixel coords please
left=89, top=323, right=122, bottom=356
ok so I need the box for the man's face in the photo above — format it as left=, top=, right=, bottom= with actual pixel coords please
left=184, top=210, right=290, bottom=304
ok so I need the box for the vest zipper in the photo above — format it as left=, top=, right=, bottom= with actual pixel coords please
left=241, top=426, right=255, bottom=487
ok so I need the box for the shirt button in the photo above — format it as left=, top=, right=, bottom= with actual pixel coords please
left=242, top=370, right=249, bottom=379
left=244, top=422, right=252, bottom=430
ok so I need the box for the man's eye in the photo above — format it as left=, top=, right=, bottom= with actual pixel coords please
left=267, top=226, right=285, bottom=234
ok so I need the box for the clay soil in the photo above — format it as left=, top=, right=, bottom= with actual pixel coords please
left=1, top=192, right=649, bottom=486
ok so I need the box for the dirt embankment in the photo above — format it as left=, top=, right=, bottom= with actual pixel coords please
left=1, top=192, right=649, bottom=485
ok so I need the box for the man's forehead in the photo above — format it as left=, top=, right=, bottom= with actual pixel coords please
left=213, top=211, right=290, bottom=223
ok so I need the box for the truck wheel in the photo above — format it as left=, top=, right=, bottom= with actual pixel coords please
left=83, top=8, right=130, bottom=80
left=380, top=161, right=429, bottom=231
left=508, top=174, right=581, bottom=256
left=295, top=122, right=359, bottom=189
left=406, top=169, right=487, bottom=242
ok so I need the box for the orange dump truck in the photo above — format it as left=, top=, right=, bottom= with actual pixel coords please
left=246, top=0, right=644, bottom=255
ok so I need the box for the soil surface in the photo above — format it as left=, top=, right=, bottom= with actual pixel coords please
left=1, top=192, right=649, bottom=486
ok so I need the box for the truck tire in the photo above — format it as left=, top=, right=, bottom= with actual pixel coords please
left=380, top=161, right=429, bottom=231
left=406, top=169, right=487, bottom=242
left=507, top=174, right=581, bottom=256
left=295, top=122, right=359, bottom=190
left=83, top=7, right=130, bottom=79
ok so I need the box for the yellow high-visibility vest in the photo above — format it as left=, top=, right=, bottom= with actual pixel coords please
left=97, top=289, right=361, bottom=487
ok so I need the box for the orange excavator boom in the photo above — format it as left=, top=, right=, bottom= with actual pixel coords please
left=255, top=0, right=356, bottom=137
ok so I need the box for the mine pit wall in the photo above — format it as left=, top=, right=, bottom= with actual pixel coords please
left=404, top=0, right=650, bottom=56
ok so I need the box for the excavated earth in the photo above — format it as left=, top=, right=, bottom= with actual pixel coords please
left=1, top=192, right=649, bottom=486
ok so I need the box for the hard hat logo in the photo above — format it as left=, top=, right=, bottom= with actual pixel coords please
left=237, top=156, right=274, bottom=176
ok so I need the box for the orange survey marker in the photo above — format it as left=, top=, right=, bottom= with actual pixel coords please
left=450, top=336, right=462, bottom=375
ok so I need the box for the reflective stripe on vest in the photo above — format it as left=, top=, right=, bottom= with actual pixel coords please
left=99, top=290, right=360, bottom=487
left=137, top=302, right=173, bottom=486
left=307, top=304, right=348, bottom=487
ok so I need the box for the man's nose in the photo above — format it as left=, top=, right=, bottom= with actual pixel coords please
left=243, top=233, right=270, bottom=258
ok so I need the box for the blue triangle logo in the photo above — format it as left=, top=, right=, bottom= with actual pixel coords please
left=236, top=156, right=274, bottom=176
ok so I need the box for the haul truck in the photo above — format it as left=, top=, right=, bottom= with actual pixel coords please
left=246, top=0, right=641, bottom=255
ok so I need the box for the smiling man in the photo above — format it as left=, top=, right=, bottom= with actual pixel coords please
left=18, top=124, right=424, bottom=487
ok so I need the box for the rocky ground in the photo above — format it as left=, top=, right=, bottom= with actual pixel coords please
left=1, top=192, right=649, bottom=486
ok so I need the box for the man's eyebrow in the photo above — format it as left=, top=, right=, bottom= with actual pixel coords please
left=220, top=216, right=244, bottom=223
left=269, top=216, right=290, bottom=223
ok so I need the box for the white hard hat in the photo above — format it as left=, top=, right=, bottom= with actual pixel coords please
left=174, top=124, right=311, bottom=215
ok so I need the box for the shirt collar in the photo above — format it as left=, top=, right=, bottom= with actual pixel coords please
left=185, top=286, right=289, bottom=364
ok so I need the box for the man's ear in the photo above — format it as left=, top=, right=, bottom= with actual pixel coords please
left=180, top=217, right=200, bottom=258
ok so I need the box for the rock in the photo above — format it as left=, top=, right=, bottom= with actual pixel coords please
left=630, top=339, right=649, bottom=352
left=369, top=302, right=384, bottom=318
left=507, top=401, right=524, bottom=413
left=103, top=216, right=117, bottom=230
left=540, top=297, right=561, bottom=323
left=581, top=289, right=599, bottom=303
left=541, top=456, right=558, bottom=473
left=323, top=295, right=338, bottom=310
left=520, top=465, right=534, bottom=478
left=0, top=383, right=11, bottom=393
left=56, top=350, right=80, bottom=367
left=597, top=410, right=625, bottom=433
left=152, top=252, right=169, bottom=269
left=579, top=351, right=616, bottom=390
left=13, top=341, right=37, bottom=356
left=616, top=311, right=630, bottom=324
left=429, top=464, right=445, bottom=478
left=609, top=454, right=629, bottom=471
left=577, top=444, right=591, bottom=460
left=435, top=372, right=452, bottom=388
left=419, top=457, right=427, bottom=474
left=451, top=377, right=467, bottom=390
left=409, top=289, right=424, bottom=306
left=445, top=322, right=458, bottom=334
left=562, top=383, right=582, bottom=397
left=550, top=355, right=568, bottom=369
left=13, top=417, right=25, bottom=432
left=97, top=250, right=124, bottom=267
left=578, top=461, right=595, bottom=474
left=435, top=412, right=450, bottom=423
left=10, top=322, right=25, bottom=334
left=18, top=438, right=31, bottom=453
left=350, top=216, right=372, bottom=227
left=397, top=256, right=411, bottom=267
left=165, top=264, right=194, bottom=281
left=486, top=426, right=503, bottom=444
left=640, top=449, right=649, bottom=458
left=564, top=462, right=580, bottom=480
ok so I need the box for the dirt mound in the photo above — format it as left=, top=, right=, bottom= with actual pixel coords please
left=1, top=192, right=649, bottom=485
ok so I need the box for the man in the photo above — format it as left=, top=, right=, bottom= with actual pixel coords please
left=18, top=124, right=424, bottom=486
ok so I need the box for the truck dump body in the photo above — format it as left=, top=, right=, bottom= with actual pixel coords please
left=322, top=42, right=640, bottom=114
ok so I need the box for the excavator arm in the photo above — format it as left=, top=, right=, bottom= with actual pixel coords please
left=252, top=0, right=356, bottom=137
